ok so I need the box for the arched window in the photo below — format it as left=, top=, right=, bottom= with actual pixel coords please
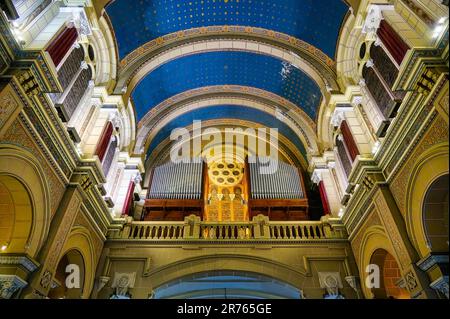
left=422, top=174, right=449, bottom=253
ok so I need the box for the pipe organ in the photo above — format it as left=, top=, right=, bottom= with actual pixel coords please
left=247, top=157, right=309, bottom=220
left=144, top=160, right=205, bottom=221
left=248, top=157, right=304, bottom=199
left=144, top=157, right=309, bottom=221
left=148, top=161, right=204, bottom=200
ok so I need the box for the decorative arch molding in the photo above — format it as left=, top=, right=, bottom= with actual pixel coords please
left=58, top=226, right=97, bottom=299
left=135, top=86, right=319, bottom=156
left=97, top=15, right=118, bottom=91
left=0, top=145, right=51, bottom=258
left=358, top=225, right=402, bottom=299
left=335, top=11, right=365, bottom=88
left=146, top=119, right=307, bottom=170
left=113, top=27, right=341, bottom=100
left=147, top=254, right=309, bottom=291
left=405, top=143, right=449, bottom=259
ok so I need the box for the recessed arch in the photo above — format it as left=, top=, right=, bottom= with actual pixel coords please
left=369, top=249, right=410, bottom=299
left=146, top=119, right=307, bottom=171
left=0, top=175, right=33, bottom=254
left=54, top=226, right=97, bottom=299
left=48, top=249, right=86, bottom=299
left=135, top=86, right=319, bottom=156
left=146, top=253, right=309, bottom=293
left=0, top=145, right=51, bottom=258
left=153, top=270, right=302, bottom=299
left=358, top=225, right=410, bottom=299
left=405, top=143, right=449, bottom=258
left=145, top=105, right=308, bottom=158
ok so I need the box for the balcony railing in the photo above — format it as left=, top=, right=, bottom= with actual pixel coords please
left=108, top=215, right=347, bottom=242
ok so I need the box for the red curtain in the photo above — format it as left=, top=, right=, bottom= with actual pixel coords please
left=318, top=181, right=331, bottom=215
left=95, top=122, right=113, bottom=162
left=122, top=181, right=135, bottom=216
left=46, top=27, right=78, bottom=68
left=340, top=120, right=360, bottom=162
left=377, top=20, right=410, bottom=65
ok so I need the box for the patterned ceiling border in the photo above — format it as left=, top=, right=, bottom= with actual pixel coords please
left=134, top=86, right=318, bottom=156
left=146, top=119, right=307, bottom=170
left=120, top=26, right=335, bottom=68
left=139, top=85, right=316, bottom=128
left=113, top=25, right=341, bottom=97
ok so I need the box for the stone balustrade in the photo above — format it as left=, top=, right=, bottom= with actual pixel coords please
left=108, top=215, right=348, bottom=241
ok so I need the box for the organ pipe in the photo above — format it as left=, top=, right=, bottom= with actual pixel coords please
left=248, top=157, right=304, bottom=199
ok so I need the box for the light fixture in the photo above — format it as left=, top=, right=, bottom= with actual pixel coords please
left=371, top=141, right=381, bottom=155
left=338, top=209, right=344, bottom=218
left=432, top=18, right=447, bottom=38
left=1, top=243, right=8, bottom=251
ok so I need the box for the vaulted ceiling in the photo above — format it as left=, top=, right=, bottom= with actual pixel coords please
left=107, top=0, right=348, bottom=58
left=105, top=0, right=350, bottom=167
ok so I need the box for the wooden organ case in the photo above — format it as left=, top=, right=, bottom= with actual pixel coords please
left=143, top=157, right=309, bottom=221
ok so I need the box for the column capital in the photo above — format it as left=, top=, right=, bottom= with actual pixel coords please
left=80, top=61, right=89, bottom=70
left=362, top=4, right=395, bottom=37
left=331, top=109, right=346, bottom=127
left=366, top=58, right=375, bottom=68
left=311, top=170, right=322, bottom=184
left=0, top=275, right=28, bottom=299
left=430, top=277, right=449, bottom=299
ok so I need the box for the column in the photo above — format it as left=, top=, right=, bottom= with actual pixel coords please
left=114, top=168, right=140, bottom=217
left=121, top=174, right=142, bottom=216
left=312, top=171, right=329, bottom=215
left=311, top=167, right=342, bottom=216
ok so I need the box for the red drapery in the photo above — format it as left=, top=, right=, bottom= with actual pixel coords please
left=318, top=181, right=331, bottom=215
left=95, top=121, right=113, bottom=162
left=340, top=120, right=360, bottom=162
left=377, top=20, right=410, bottom=66
left=46, top=27, right=78, bottom=68
left=122, top=181, right=135, bottom=216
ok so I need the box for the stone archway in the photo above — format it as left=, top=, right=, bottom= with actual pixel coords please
left=48, top=249, right=86, bottom=299
left=0, top=146, right=51, bottom=258
left=153, top=270, right=302, bottom=299
left=369, top=249, right=410, bottom=299
left=0, top=175, right=33, bottom=254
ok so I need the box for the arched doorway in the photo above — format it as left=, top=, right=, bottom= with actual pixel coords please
left=422, top=174, right=449, bottom=253
left=153, top=271, right=301, bottom=299
left=48, top=250, right=86, bottom=299
left=0, top=175, right=33, bottom=254
left=369, top=249, right=410, bottom=299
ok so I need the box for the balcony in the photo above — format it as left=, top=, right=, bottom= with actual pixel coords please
left=107, top=215, right=348, bottom=242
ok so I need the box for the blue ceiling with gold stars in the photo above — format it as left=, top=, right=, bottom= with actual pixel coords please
left=149, top=105, right=306, bottom=158
left=106, top=0, right=349, bottom=58
left=132, top=51, right=322, bottom=121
